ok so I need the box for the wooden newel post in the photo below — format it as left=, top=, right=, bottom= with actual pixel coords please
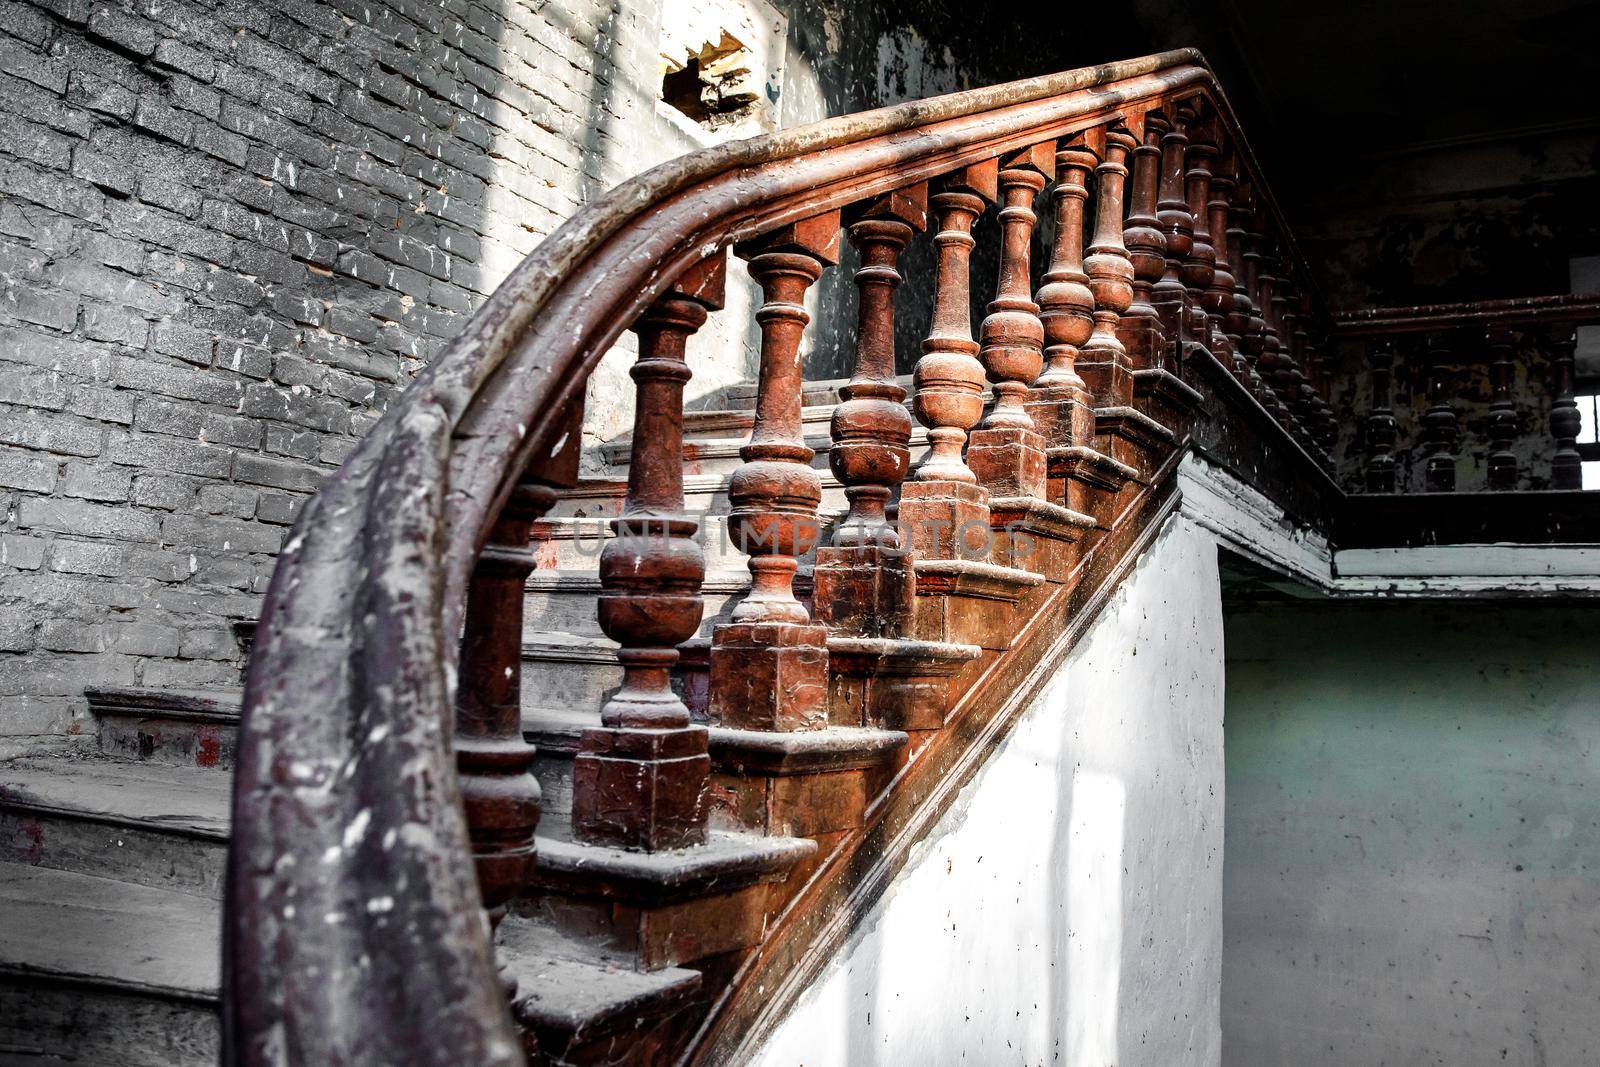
left=711, top=215, right=841, bottom=732
left=813, top=187, right=926, bottom=639
left=1422, top=333, right=1458, bottom=492
left=573, top=254, right=726, bottom=851
left=1550, top=328, right=1582, bottom=489
left=1077, top=127, right=1137, bottom=407
left=456, top=401, right=580, bottom=992
left=1364, top=342, right=1398, bottom=492
left=971, top=143, right=1052, bottom=497
left=1485, top=326, right=1519, bottom=491
left=903, top=161, right=998, bottom=562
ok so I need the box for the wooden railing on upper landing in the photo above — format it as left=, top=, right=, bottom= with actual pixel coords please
left=224, top=50, right=1337, bottom=1065
left=1334, top=294, right=1600, bottom=494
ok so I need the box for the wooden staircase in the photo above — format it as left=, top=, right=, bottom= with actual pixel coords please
left=2, top=50, right=1369, bottom=1067
left=0, top=362, right=1199, bottom=1062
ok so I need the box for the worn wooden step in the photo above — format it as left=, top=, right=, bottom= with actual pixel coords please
left=501, top=911, right=702, bottom=1065
left=0, top=757, right=231, bottom=897
left=523, top=706, right=908, bottom=832
left=526, top=811, right=815, bottom=973
left=89, top=686, right=242, bottom=769
left=0, top=863, right=221, bottom=1067
left=0, top=855, right=705, bottom=1067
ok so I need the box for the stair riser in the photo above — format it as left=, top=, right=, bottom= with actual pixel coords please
left=0, top=977, right=218, bottom=1067
left=531, top=750, right=574, bottom=819
left=544, top=482, right=851, bottom=521
left=533, top=515, right=843, bottom=574
left=521, top=656, right=621, bottom=712
left=0, top=810, right=226, bottom=898
left=524, top=583, right=753, bottom=639
left=602, top=435, right=935, bottom=480
left=98, top=713, right=238, bottom=770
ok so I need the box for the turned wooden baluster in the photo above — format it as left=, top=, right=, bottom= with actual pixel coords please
left=1268, top=258, right=1302, bottom=429
left=573, top=255, right=725, bottom=852
left=456, top=402, right=579, bottom=994
left=1421, top=333, right=1458, bottom=492
left=978, top=144, right=1051, bottom=435
left=1205, top=149, right=1240, bottom=376
left=902, top=162, right=998, bottom=564
left=1122, top=113, right=1168, bottom=336
left=813, top=189, right=925, bottom=640
left=831, top=191, right=924, bottom=546
left=1279, top=285, right=1312, bottom=428
left=1550, top=328, right=1582, bottom=489
left=1078, top=127, right=1137, bottom=407
left=1485, top=325, right=1519, bottom=490
left=1364, top=342, right=1399, bottom=492
left=1224, top=178, right=1263, bottom=394
left=1151, top=103, right=1196, bottom=357
left=1182, top=130, right=1218, bottom=340
left=711, top=216, right=841, bottom=733
left=1034, top=142, right=1095, bottom=396
left=1305, top=333, right=1339, bottom=456
left=1032, top=139, right=1098, bottom=447
left=727, top=218, right=840, bottom=620
left=1254, top=240, right=1291, bottom=425
left=913, top=164, right=996, bottom=485
left=970, top=145, right=1052, bottom=500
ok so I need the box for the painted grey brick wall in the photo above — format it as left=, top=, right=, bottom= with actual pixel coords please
left=0, top=0, right=1117, bottom=749
left=0, top=0, right=659, bottom=747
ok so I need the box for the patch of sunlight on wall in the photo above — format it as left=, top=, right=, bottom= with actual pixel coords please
left=1066, top=771, right=1125, bottom=1066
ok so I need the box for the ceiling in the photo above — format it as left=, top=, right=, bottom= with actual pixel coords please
left=1166, top=0, right=1600, bottom=156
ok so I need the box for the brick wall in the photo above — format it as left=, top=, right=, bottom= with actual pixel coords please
left=0, top=0, right=1111, bottom=750
left=0, top=0, right=673, bottom=748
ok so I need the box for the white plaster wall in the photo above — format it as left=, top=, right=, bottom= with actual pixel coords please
left=750, top=516, right=1227, bottom=1066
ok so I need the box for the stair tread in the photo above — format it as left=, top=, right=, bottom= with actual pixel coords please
left=500, top=913, right=699, bottom=1031
left=0, top=864, right=219, bottom=999
left=525, top=707, right=910, bottom=774
left=536, top=816, right=815, bottom=900
left=87, top=686, right=242, bottom=718
left=0, top=757, right=231, bottom=839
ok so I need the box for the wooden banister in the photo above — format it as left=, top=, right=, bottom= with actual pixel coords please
left=225, top=50, right=1342, bottom=1067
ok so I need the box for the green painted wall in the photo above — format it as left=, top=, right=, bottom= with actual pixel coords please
left=1222, top=599, right=1600, bottom=1065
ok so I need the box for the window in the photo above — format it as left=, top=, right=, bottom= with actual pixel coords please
left=1578, top=392, right=1600, bottom=489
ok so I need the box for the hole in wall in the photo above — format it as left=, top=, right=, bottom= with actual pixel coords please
left=661, top=31, right=761, bottom=129
left=657, top=0, right=785, bottom=143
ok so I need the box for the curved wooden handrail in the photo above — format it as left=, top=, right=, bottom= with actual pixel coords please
left=224, top=48, right=1317, bottom=1065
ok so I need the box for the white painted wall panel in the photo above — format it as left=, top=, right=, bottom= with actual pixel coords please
left=751, top=517, right=1227, bottom=1066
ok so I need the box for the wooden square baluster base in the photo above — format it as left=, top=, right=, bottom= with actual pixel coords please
left=896, top=481, right=991, bottom=562
left=572, top=724, right=710, bottom=851
left=966, top=426, right=1047, bottom=498
left=811, top=544, right=914, bottom=638
left=1026, top=387, right=1097, bottom=453
left=709, top=622, right=829, bottom=731
left=1077, top=353, right=1134, bottom=409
